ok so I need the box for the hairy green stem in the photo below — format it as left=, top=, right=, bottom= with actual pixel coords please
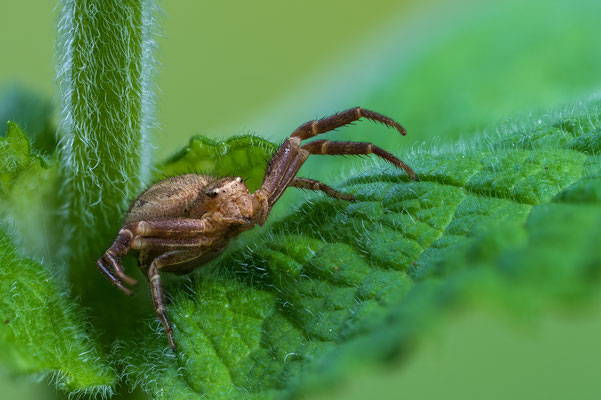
left=57, top=0, right=158, bottom=330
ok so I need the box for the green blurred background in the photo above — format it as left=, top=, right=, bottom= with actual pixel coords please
left=5, top=0, right=601, bottom=160
left=1, top=0, right=601, bottom=398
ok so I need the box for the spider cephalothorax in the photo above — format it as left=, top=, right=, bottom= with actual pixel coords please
left=97, top=107, right=418, bottom=350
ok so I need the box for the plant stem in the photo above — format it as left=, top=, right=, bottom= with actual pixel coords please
left=57, top=0, right=157, bottom=332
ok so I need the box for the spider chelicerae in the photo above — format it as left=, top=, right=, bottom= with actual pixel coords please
left=97, top=107, right=417, bottom=350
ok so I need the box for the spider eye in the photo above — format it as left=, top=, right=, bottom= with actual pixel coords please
left=206, top=188, right=220, bottom=198
left=236, top=177, right=243, bottom=183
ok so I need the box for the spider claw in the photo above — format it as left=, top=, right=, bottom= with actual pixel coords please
left=167, top=332, right=176, bottom=352
left=395, top=124, right=407, bottom=136
left=97, top=257, right=136, bottom=295
left=120, top=274, right=139, bottom=287
left=119, top=285, right=135, bottom=296
left=104, top=252, right=139, bottom=287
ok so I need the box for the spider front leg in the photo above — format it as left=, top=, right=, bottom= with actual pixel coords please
left=291, top=106, right=406, bottom=139
left=97, top=218, right=217, bottom=295
left=97, top=229, right=138, bottom=295
left=252, top=107, right=416, bottom=225
left=301, top=140, right=417, bottom=180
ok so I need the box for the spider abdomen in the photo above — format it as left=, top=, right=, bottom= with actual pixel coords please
left=124, top=174, right=213, bottom=224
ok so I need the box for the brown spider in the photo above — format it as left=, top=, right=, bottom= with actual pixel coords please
left=97, top=107, right=417, bottom=350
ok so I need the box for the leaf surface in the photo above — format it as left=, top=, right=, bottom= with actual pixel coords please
left=120, top=101, right=601, bottom=399
left=0, top=86, right=55, bottom=154
left=0, top=122, right=116, bottom=395
left=157, top=134, right=277, bottom=191
left=0, top=122, right=60, bottom=258
left=0, top=230, right=116, bottom=395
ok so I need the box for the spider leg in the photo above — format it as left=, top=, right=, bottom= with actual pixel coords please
left=102, top=229, right=139, bottom=287
left=122, top=218, right=218, bottom=239
left=290, top=177, right=354, bottom=201
left=261, top=137, right=305, bottom=199
left=253, top=137, right=310, bottom=224
left=257, top=108, right=406, bottom=205
left=100, top=217, right=219, bottom=291
left=131, top=236, right=211, bottom=251
left=264, top=141, right=310, bottom=207
left=147, top=249, right=203, bottom=351
left=291, top=107, right=406, bottom=140
left=96, top=257, right=134, bottom=296
left=253, top=107, right=415, bottom=225
left=301, top=140, right=417, bottom=181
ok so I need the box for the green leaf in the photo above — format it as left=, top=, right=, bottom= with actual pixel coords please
left=0, top=122, right=60, bottom=258
left=118, top=101, right=601, bottom=398
left=0, top=121, right=46, bottom=187
left=0, top=229, right=116, bottom=395
left=157, top=134, right=277, bottom=192
left=0, top=85, right=56, bottom=154
left=0, top=122, right=115, bottom=394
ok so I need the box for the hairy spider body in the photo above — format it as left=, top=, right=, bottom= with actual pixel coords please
left=97, top=107, right=418, bottom=351
left=125, top=175, right=255, bottom=275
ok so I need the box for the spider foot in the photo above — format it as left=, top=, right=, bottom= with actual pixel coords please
left=166, top=329, right=176, bottom=351
left=96, top=255, right=137, bottom=296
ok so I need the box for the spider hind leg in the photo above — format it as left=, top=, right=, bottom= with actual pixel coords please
left=147, top=249, right=204, bottom=351
left=290, top=177, right=355, bottom=201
